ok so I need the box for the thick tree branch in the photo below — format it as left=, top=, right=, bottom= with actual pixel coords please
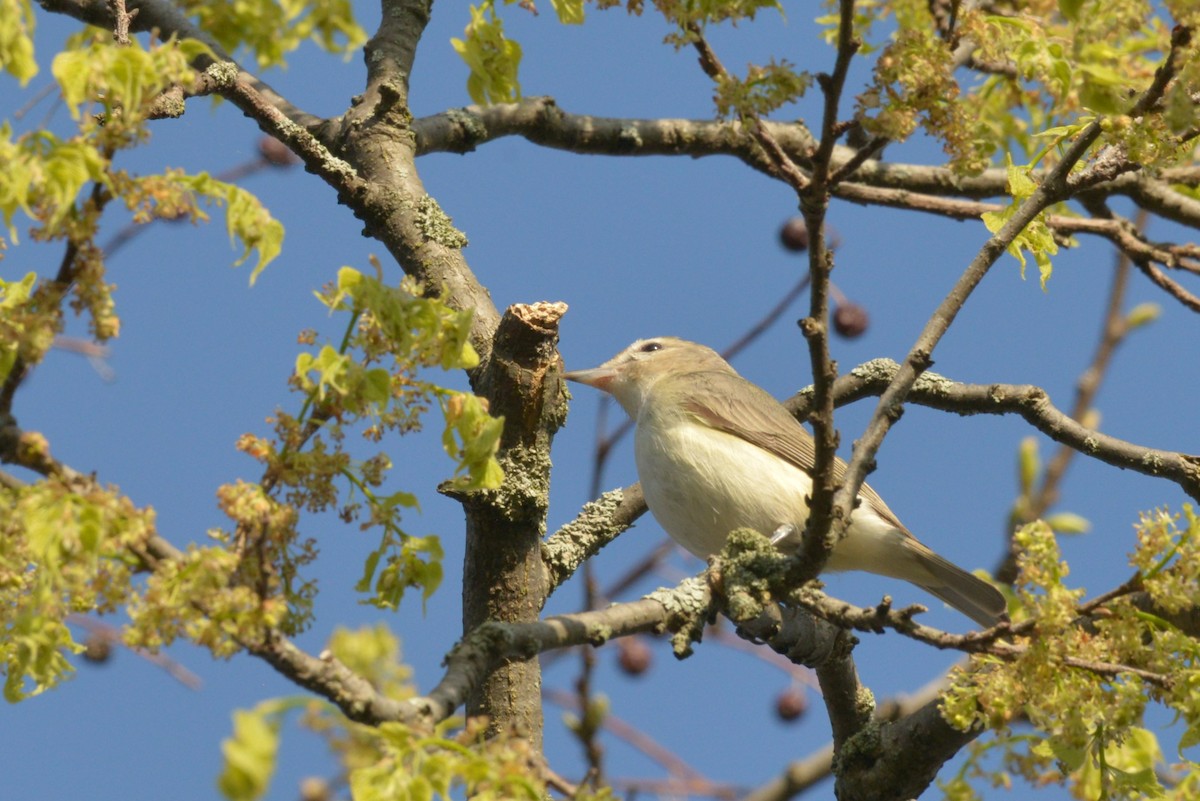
left=835, top=691, right=980, bottom=801
left=329, top=0, right=501, bottom=364
left=418, top=580, right=715, bottom=728
left=412, top=99, right=1200, bottom=232
left=453, top=302, right=569, bottom=746
left=541, top=485, right=646, bottom=593
left=741, top=673, right=955, bottom=801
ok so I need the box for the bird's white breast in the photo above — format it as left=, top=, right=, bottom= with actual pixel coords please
left=634, top=415, right=815, bottom=560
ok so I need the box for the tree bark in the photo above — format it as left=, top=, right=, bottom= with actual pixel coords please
left=460, top=302, right=569, bottom=747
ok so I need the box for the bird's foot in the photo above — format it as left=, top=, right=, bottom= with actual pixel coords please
left=770, top=523, right=798, bottom=549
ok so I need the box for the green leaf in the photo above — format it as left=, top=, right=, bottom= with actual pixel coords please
left=1164, top=81, right=1197, bottom=134
left=362, top=368, right=392, bottom=405
left=982, top=157, right=1059, bottom=290
left=1180, top=721, right=1200, bottom=754
left=51, top=38, right=199, bottom=123
left=0, top=271, right=38, bottom=383
left=0, top=0, right=38, bottom=85
left=360, top=532, right=446, bottom=612
left=0, top=271, right=37, bottom=310
left=4, top=614, right=78, bottom=702
left=1018, top=436, right=1040, bottom=495
left=38, top=138, right=107, bottom=227
left=1125, top=302, right=1161, bottom=329
left=186, top=0, right=366, bottom=70
left=549, top=0, right=584, bottom=24
left=1079, top=73, right=1126, bottom=115
left=217, top=708, right=280, bottom=801
left=1045, top=512, right=1091, bottom=535
left=451, top=2, right=523, bottom=105
left=1075, top=727, right=1165, bottom=801
left=180, top=173, right=284, bottom=282
left=295, top=345, right=352, bottom=398
left=714, top=59, right=811, bottom=119
left=441, top=392, right=505, bottom=491
left=355, top=547, right=383, bottom=595
left=1003, top=152, right=1038, bottom=200
left=1057, top=0, right=1084, bottom=21
left=216, top=699, right=306, bottom=801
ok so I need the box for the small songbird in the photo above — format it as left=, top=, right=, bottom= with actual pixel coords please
left=564, top=336, right=1006, bottom=628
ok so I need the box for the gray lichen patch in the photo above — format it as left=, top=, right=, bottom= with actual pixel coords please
left=416, top=195, right=468, bottom=249
left=204, top=61, right=240, bottom=88
left=542, top=489, right=626, bottom=584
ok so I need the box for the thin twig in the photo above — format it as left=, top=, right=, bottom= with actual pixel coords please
left=998, top=211, right=1143, bottom=582
left=67, top=614, right=203, bottom=689
left=832, top=24, right=1193, bottom=551
left=544, top=688, right=714, bottom=788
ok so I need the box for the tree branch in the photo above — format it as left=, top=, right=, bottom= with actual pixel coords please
left=454, top=302, right=570, bottom=745
left=794, top=360, right=1200, bottom=504
left=38, top=0, right=324, bottom=128
left=830, top=24, right=1193, bottom=547
left=412, top=99, right=1200, bottom=231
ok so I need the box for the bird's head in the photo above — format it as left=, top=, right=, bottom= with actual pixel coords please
left=563, top=336, right=732, bottom=415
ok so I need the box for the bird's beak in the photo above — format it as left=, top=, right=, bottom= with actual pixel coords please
left=563, top=366, right=617, bottom=391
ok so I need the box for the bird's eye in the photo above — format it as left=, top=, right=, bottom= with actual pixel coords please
left=639, top=341, right=663, bottom=353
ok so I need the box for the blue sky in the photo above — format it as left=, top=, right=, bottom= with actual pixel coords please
left=3, top=4, right=1198, bottom=800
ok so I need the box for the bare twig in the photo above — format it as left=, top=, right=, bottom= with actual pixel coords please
left=790, top=585, right=1171, bottom=689
left=544, top=688, right=717, bottom=790
left=67, top=614, right=202, bottom=689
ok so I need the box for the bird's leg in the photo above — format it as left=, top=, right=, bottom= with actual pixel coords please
left=770, top=523, right=799, bottom=550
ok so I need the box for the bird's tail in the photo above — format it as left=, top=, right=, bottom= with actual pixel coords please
left=903, top=540, right=1008, bottom=628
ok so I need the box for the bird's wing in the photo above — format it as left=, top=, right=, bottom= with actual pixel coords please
left=678, top=370, right=906, bottom=531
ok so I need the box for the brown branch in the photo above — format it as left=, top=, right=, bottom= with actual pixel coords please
left=788, top=361, right=1200, bottom=503
left=828, top=134, right=889, bottom=185
left=456, top=302, right=569, bottom=747
left=541, top=485, right=647, bottom=594
left=741, top=671, right=955, bottom=801
left=412, top=99, right=1200, bottom=227
left=1135, top=259, right=1200, bottom=312
left=787, top=0, right=860, bottom=589
left=688, top=8, right=861, bottom=591
left=106, top=0, right=136, bottom=45
left=789, top=586, right=1172, bottom=689
left=68, top=613, right=202, bottom=688
left=740, top=743, right=834, bottom=801
left=831, top=25, right=1193, bottom=549
left=38, top=0, right=504, bottom=362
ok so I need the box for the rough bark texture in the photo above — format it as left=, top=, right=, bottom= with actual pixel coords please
left=460, top=302, right=570, bottom=746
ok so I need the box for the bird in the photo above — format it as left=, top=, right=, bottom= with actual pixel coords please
left=563, top=336, right=1007, bottom=628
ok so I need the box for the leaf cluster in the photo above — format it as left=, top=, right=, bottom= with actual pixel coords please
left=942, top=509, right=1200, bottom=799
left=264, top=266, right=503, bottom=613
left=179, top=0, right=367, bottom=70
left=1, top=477, right=155, bottom=700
